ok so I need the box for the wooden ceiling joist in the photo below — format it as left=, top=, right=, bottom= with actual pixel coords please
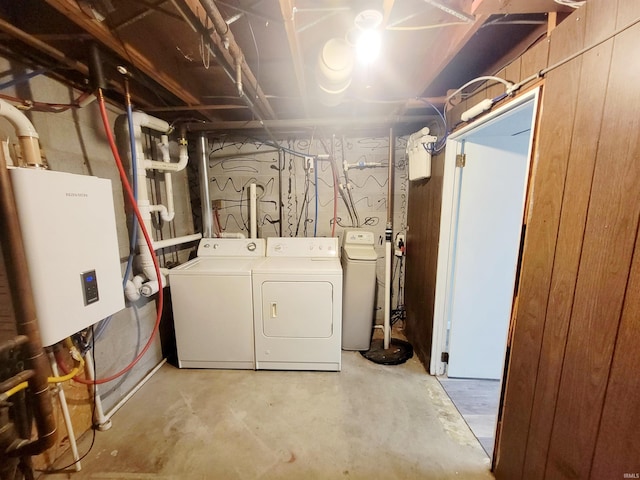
left=413, top=15, right=487, bottom=98
left=177, top=0, right=277, bottom=120
left=45, top=0, right=202, bottom=106
left=279, top=0, right=309, bottom=117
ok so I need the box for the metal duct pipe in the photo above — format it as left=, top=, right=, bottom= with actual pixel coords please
left=198, top=133, right=213, bottom=238
left=0, top=147, right=56, bottom=457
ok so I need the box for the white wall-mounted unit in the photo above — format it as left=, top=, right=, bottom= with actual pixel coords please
left=407, top=127, right=438, bottom=181
left=10, top=168, right=125, bottom=346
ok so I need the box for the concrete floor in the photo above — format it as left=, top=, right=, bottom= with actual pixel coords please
left=42, top=352, right=493, bottom=480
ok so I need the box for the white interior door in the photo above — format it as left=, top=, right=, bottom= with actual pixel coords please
left=446, top=135, right=529, bottom=379
left=430, top=90, right=540, bottom=378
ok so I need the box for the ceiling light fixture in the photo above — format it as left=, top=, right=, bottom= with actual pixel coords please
left=354, top=7, right=383, bottom=65
left=356, top=29, right=381, bottom=64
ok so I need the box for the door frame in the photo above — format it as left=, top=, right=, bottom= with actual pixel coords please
left=429, top=87, right=541, bottom=376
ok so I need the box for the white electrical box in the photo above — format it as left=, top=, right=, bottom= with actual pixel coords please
left=10, top=168, right=125, bottom=346
left=407, top=127, right=438, bottom=181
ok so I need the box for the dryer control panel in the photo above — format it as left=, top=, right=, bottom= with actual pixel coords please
left=266, top=237, right=338, bottom=257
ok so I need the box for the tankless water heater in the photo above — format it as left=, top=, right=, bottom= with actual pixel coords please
left=10, top=168, right=125, bottom=346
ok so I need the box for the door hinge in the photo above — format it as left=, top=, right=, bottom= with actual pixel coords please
left=456, top=154, right=466, bottom=168
left=441, top=352, right=449, bottom=363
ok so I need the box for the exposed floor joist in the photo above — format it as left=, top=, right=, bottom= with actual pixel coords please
left=45, top=0, right=203, bottom=107
left=279, top=0, right=309, bottom=116
left=178, top=0, right=277, bottom=120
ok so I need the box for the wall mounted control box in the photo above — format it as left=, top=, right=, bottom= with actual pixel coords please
left=10, top=168, right=125, bottom=346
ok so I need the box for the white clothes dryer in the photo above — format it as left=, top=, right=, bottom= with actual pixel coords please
left=169, top=238, right=265, bottom=369
left=252, top=237, right=342, bottom=371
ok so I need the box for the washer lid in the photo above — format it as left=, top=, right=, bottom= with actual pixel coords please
left=169, top=257, right=262, bottom=275
left=252, top=257, right=342, bottom=275
left=343, top=244, right=378, bottom=261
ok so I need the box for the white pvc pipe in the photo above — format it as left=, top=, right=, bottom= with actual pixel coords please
left=142, top=159, right=188, bottom=172
left=384, top=239, right=392, bottom=349
left=48, top=352, right=81, bottom=471
left=124, top=279, right=141, bottom=302
left=249, top=183, right=257, bottom=239
left=0, top=99, right=39, bottom=137
left=83, top=353, right=111, bottom=431
left=104, top=358, right=167, bottom=422
left=125, top=112, right=180, bottom=283
left=130, top=111, right=170, bottom=134
left=153, top=233, right=202, bottom=250
left=0, top=99, right=42, bottom=167
left=344, top=162, right=384, bottom=169
left=160, top=135, right=175, bottom=222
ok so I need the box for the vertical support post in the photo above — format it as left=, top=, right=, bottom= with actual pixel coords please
left=384, top=127, right=396, bottom=350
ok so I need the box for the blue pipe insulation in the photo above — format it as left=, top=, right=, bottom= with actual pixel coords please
left=0, top=69, right=47, bottom=91
left=122, top=103, right=139, bottom=287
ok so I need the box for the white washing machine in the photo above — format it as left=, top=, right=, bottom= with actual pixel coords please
left=252, top=237, right=343, bottom=371
left=169, top=238, right=266, bottom=369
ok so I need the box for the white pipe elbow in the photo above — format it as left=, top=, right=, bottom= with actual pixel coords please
left=0, top=99, right=39, bottom=138
left=149, top=204, right=174, bottom=222
left=124, top=280, right=141, bottom=302
left=140, top=275, right=166, bottom=297
left=130, top=111, right=170, bottom=133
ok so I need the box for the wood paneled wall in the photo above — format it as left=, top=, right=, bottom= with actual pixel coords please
left=404, top=153, right=444, bottom=368
left=406, top=0, right=640, bottom=477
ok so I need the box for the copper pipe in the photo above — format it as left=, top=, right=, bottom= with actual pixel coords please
left=0, top=335, right=29, bottom=357
left=0, top=371, right=34, bottom=395
left=0, top=154, right=56, bottom=456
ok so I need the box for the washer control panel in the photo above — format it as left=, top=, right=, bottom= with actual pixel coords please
left=267, top=237, right=339, bottom=257
left=197, top=238, right=265, bottom=257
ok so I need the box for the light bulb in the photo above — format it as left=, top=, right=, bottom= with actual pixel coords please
left=356, top=29, right=381, bottom=65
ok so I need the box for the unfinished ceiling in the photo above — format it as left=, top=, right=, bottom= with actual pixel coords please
left=0, top=0, right=572, bottom=132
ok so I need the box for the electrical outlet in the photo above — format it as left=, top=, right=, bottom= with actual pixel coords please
left=212, top=199, right=225, bottom=209
left=395, top=233, right=405, bottom=257
left=305, top=156, right=314, bottom=172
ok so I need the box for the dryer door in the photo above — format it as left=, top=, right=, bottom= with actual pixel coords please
left=261, top=281, right=333, bottom=338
